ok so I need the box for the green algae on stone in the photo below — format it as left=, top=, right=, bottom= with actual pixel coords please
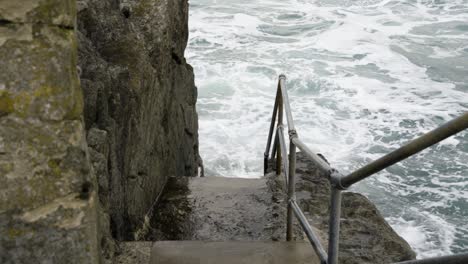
left=0, top=119, right=90, bottom=212
left=133, top=0, right=154, bottom=18
left=0, top=0, right=76, bottom=27
left=31, top=0, right=76, bottom=27
left=7, top=227, right=28, bottom=239
left=0, top=91, right=14, bottom=116
left=0, top=1, right=99, bottom=262
left=48, top=159, right=62, bottom=176
left=0, top=25, right=82, bottom=121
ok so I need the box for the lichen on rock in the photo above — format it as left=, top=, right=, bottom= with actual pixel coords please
left=0, top=1, right=99, bottom=263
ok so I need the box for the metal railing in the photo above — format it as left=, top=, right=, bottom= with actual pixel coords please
left=264, top=74, right=468, bottom=264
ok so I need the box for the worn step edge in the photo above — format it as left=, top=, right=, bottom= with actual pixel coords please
left=150, top=241, right=320, bottom=264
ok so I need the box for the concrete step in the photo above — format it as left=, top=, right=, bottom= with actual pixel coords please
left=114, top=242, right=152, bottom=264
left=150, top=176, right=292, bottom=241
left=150, top=241, right=320, bottom=264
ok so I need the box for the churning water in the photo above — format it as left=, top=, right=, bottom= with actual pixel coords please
left=187, top=0, right=468, bottom=258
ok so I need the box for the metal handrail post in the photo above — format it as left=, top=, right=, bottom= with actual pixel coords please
left=290, top=200, right=329, bottom=263
left=263, top=75, right=468, bottom=264
left=394, top=252, right=468, bottom=264
left=286, top=139, right=297, bottom=241
left=292, top=137, right=332, bottom=174
left=278, top=126, right=290, bottom=184
left=272, top=131, right=278, bottom=160
left=264, top=88, right=281, bottom=174
left=278, top=74, right=295, bottom=132
left=276, top=87, right=284, bottom=176
left=328, top=187, right=343, bottom=264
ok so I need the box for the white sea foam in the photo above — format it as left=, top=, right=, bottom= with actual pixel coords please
left=188, top=0, right=468, bottom=257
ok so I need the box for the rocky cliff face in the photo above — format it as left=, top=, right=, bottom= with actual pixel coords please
left=77, top=0, right=200, bottom=242
left=1, top=0, right=199, bottom=262
left=0, top=1, right=99, bottom=263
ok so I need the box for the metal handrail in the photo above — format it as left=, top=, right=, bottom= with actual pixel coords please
left=264, top=74, right=468, bottom=264
left=397, top=252, right=468, bottom=264
left=338, top=113, right=468, bottom=189
left=278, top=126, right=290, bottom=185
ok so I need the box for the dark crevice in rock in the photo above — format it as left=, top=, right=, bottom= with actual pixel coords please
left=110, top=217, right=119, bottom=240
left=79, top=182, right=93, bottom=200
left=171, top=51, right=182, bottom=65
left=121, top=7, right=131, bottom=19
left=161, top=113, right=169, bottom=133
left=0, top=19, right=74, bottom=30
left=184, top=128, right=193, bottom=136
left=0, top=19, right=13, bottom=26
left=57, top=24, right=74, bottom=30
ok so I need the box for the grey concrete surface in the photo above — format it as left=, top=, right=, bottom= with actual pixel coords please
left=130, top=157, right=415, bottom=264
left=114, top=242, right=152, bottom=264
left=150, top=241, right=320, bottom=264
left=147, top=176, right=303, bottom=241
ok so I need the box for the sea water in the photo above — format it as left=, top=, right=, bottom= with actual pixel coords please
left=186, top=0, right=468, bottom=258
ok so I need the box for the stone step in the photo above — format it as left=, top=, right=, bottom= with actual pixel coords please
left=150, top=241, right=320, bottom=264
left=150, top=176, right=291, bottom=241
left=114, top=154, right=416, bottom=264
left=114, top=242, right=152, bottom=264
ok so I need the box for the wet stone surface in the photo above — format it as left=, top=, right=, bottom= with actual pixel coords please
left=131, top=152, right=416, bottom=264
left=146, top=176, right=303, bottom=242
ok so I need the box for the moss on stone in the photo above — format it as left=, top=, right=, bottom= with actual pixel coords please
left=48, top=159, right=62, bottom=176
left=1, top=1, right=99, bottom=263
left=65, top=35, right=83, bottom=121
left=28, top=0, right=76, bottom=27
left=33, top=85, right=54, bottom=98
left=0, top=91, right=14, bottom=115
left=64, top=83, right=84, bottom=120
left=0, top=162, right=14, bottom=175
left=134, top=0, right=153, bottom=18
left=7, top=228, right=27, bottom=239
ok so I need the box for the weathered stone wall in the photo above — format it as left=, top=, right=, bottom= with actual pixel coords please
left=77, top=0, right=200, bottom=241
left=0, top=1, right=99, bottom=263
